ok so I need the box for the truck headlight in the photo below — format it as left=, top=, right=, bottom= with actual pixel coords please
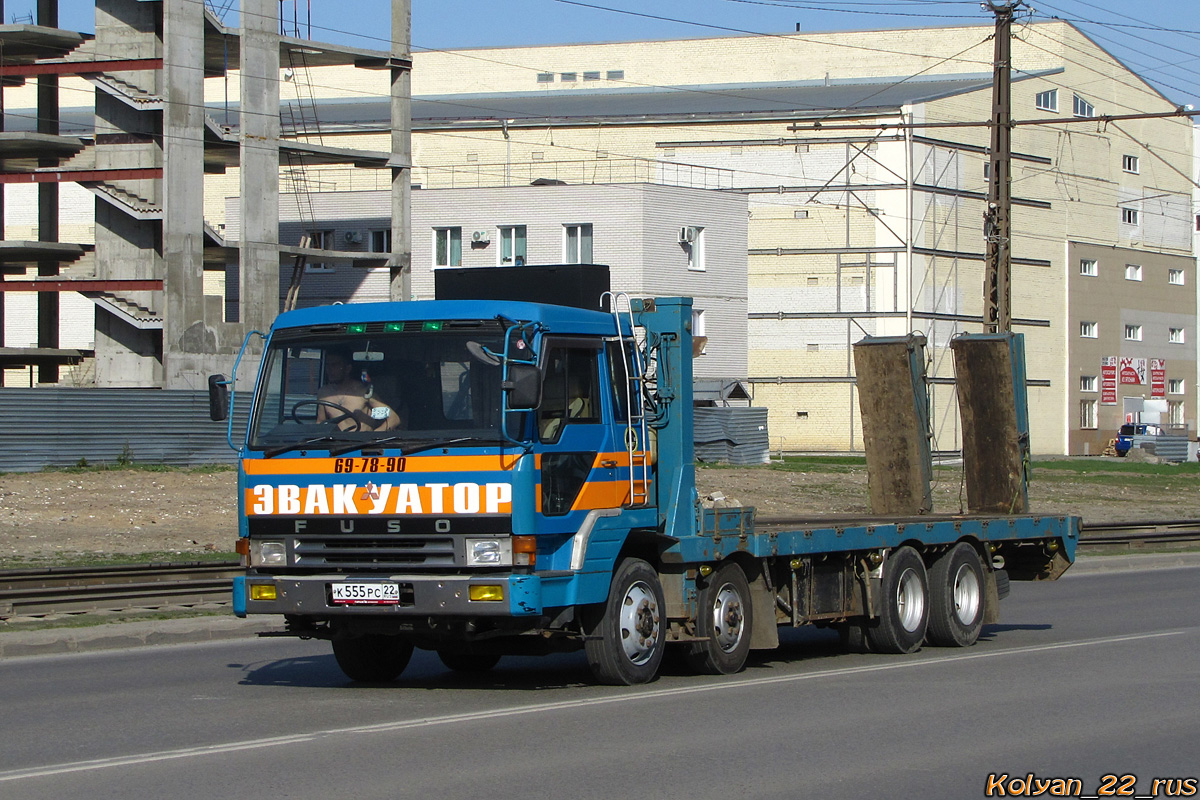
left=251, top=540, right=287, bottom=567
left=465, top=537, right=512, bottom=566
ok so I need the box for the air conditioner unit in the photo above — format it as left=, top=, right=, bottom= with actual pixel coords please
left=343, top=230, right=363, bottom=244
left=678, top=226, right=699, bottom=244
left=472, top=230, right=491, bottom=243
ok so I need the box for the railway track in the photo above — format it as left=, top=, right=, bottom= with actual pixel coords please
left=1, top=520, right=1198, bottom=620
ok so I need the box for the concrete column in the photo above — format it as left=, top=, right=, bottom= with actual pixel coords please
left=162, top=0, right=211, bottom=387
left=36, top=0, right=59, bottom=383
left=240, top=0, right=281, bottom=328
left=389, top=0, right=412, bottom=302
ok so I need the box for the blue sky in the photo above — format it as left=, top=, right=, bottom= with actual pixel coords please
left=34, top=1, right=1200, bottom=108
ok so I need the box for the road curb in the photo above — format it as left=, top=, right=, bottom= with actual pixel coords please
left=1067, top=551, right=1200, bottom=575
left=0, top=615, right=278, bottom=659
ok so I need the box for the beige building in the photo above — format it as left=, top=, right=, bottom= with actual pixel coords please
left=306, top=21, right=1194, bottom=454
left=5, top=17, right=1195, bottom=453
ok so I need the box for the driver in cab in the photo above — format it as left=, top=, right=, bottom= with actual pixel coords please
left=317, top=349, right=402, bottom=431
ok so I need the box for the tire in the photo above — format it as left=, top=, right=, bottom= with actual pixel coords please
left=331, top=634, right=414, bottom=682
left=685, top=561, right=753, bottom=675
left=866, top=546, right=929, bottom=655
left=437, top=650, right=502, bottom=673
left=926, top=543, right=986, bottom=647
left=584, top=558, right=667, bottom=685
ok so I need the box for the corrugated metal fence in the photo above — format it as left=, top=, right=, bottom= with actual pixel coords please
left=694, top=407, right=770, bottom=465
left=0, top=389, right=250, bottom=473
left=1129, top=434, right=1191, bottom=463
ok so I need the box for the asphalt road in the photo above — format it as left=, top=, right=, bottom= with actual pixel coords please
left=1, top=565, right=1197, bottom=800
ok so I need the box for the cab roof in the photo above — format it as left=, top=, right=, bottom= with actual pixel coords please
left=272, top=299, right=625, bottom=337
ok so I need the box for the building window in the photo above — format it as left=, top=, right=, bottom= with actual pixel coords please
left=1079, top=258, right=1098, bottom=276
left=1169, top=327, right=1185, bottom=344
left=1080, top=375, right=1097, bottom=392
left=1080, top=399, right=1097, bottom=430
left=1124, top=324, right=1142, bottom=341
left=1169, top=378, right=1185, bottom=394
left=435, top=227, right=462, bottom=267
left=692, top=309, right=707, bottom=355
left=681, top=225, right=706, bottom=271
left=1073, top=94, right=1096, bottom=118
left=794, top=210, right=810, bottom=219
left=305, top=229, right=334, bottom=273
left=983, top=161, right=991, bottom=179
left=370, top=229, right=391, bottom=253
left=1121, top=207, right=1139, bottom=225
left=1122, top=154, right=1139, bottom=174
left=1168, top=268, right=1185, bottom=285
left=1168, top=400, right=1185, bottom=426
left=1035, top=89, right=1057, bottom=112
left=1080, top=321, right=1097, bottom=338
left=564, top=223, right=593, bottom=264
left=499, top=225, right=527, bottom=266
left=537, top=72, right=554, bottom=83
left=583, top=71, right=601, bottom=81
left=1195, top=214, right=1200, bottom=232
left=606, top=70, right=624, bottom=80
left=560, top=72, right=577, bottom=82
left=1124, top=264, right=1142, bottom=281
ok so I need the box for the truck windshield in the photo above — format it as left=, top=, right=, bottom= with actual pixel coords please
left=248, top=324, right=510, bottom=452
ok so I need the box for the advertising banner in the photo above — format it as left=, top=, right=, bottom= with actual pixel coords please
left=1150, top=358, right=1166, bottom=398
left=1119, top=356, right=1147, bottom=385
left=1101, top=356, right=1118, bottom=405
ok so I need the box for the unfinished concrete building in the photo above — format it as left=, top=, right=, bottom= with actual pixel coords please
left=0, top=0, right=410, bottom=389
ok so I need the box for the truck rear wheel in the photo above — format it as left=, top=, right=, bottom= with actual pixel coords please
left=686, top=561, right=753, bottom=675
left=926, top=543, right=985, bottom=647
left=584, top=557, right=666, bottom=685
left=866, top=546, right=928, bottom=654
left=332, top=634, right=414, bottom=682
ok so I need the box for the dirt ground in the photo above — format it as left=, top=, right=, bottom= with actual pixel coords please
left=1, top=460, right=1198, bottom=562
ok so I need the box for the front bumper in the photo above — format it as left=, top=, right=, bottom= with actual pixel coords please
left=234, top=573, right=543, bottom=618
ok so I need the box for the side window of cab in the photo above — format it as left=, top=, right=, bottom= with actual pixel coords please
left=539, top=343, right=601, bottom=442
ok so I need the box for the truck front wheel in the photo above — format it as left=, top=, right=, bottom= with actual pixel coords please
left=584, top=558, right=666, bottom=685
left=686, top=561, right=753, bottom=675
left=332, top=634, right=414, bottom=682
left=866, top=546, right=929, bottom=654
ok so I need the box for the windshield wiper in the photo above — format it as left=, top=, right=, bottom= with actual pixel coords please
left=327, top=436, right=508, bottom=458
left=263, top=435, right=361, bottom=458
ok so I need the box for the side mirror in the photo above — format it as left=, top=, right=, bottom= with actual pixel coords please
left=503, top=363, right=541, bottom=410
left=208, top=374, right=229, bottom=422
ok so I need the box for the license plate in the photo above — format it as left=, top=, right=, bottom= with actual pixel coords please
left=330, top=582, right=400, bottom=605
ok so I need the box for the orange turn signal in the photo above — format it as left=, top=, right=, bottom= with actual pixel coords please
left=512, top=535, right=537, bottom=567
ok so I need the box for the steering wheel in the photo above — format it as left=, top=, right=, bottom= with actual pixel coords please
left=290, top=400, right=361, bottom=432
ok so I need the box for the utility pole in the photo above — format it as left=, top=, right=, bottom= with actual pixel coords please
left=983, top=0, right=1021, bottom=333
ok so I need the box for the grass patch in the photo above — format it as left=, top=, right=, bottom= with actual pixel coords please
left=1031, top=458, right=1200, bottom=476
left=0, top=550, right=238, bottom=572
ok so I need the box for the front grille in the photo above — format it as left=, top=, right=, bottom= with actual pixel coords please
left=293, top=534, right=456, bottom=569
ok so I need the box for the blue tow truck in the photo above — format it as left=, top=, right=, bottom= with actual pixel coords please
left=210, top=279, right=1077, bottom=684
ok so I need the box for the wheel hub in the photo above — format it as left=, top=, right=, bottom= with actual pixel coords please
left=619, top=581, right=660, bottom=665
left=712, top=584, right=745, bottom=653
left=952, top=563, right=982, bottom=625
left=896, top=567, right=926, bottom=632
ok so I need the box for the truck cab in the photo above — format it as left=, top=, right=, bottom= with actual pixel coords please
left=224, top=296, right=669, bottom=681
